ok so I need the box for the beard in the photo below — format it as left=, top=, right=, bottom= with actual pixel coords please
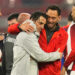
left=47, top=22, right=57, bottom=29
left=73, top=17, right=75, bottom=22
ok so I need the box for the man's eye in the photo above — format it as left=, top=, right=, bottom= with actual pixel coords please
left=40, top=22, right=43, bottom=24
left=52, top=17, right=56, bottom=20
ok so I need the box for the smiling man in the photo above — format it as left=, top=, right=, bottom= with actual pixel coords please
left=38, top=5, right=68, bottom=75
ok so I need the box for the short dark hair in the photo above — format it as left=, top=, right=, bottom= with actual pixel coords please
left=46, top=5, right=61, bottom=16
left=68, top=12, right=73, bottom=21
left=30, top=12, right=48, bottom=21
left=8, top=13, right=19, bottom=21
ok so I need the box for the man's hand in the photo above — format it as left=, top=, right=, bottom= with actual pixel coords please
left=59, top=52, right=63, bottom=59
left=19, top=22, right=34, bottom=33
left=0, top=35, right=4, bottom=41
left=61, top=66, right=67, bottom=75
left=57, top=48, right=63, bottom=59
left=0, top=50, right=2, bottom=59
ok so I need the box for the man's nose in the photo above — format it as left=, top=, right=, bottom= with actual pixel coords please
left=49, top=18, right=53, bottom=22
left=41, top=25, right=44, bottom=29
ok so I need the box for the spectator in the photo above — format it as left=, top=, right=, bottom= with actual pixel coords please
left=2, top=13, right=19, bottom=75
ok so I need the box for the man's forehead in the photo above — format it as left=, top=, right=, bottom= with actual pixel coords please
left=39, top=16, right=46, bottom=21
left=72, top=6, right=75, bottom=10
left=38, top=16, right=46, bottom=24
left=9, top=18, right=17, bottom=21
left=8, top=18, right=18, bottom=25
left=46, top=9, right=58, bottom=17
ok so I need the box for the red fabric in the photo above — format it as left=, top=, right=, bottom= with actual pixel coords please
left=64, top=25, right=75, bottom=70
left=62, top=25, right=69, bottom=58
left=71, top=25, right=75, bottom=70
left=8, top=23, right=20, bottom=34
left=0, top=58, right=1, bottom=62
left=38, top=27, right=68, bottom=75
left=72, top=62, right=75, bottom=70
left=63, top=25, right=69, bottom=30
left=64, top=51, right=75, bottom=68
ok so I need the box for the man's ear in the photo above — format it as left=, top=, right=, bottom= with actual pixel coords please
left=58, top=16, right=61, bottom=21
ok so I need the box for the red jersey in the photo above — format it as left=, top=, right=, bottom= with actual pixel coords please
left=64, top=24, right=75, bottom=70
left=8, top=23, right=20, bottom=34
left=38, top=28, right=68, bottom=75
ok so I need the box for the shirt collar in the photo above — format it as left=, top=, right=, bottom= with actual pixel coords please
left=45, top=23, right=60, bottom=32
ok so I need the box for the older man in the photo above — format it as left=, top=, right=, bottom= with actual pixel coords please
left=2, top=12, right=31, bottom=75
